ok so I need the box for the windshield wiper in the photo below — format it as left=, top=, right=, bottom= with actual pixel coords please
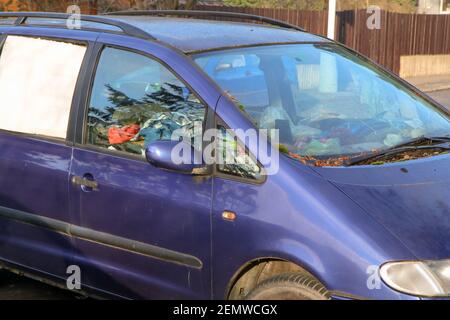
left=346, top=135, right=450, bottom=166
left=390, top=135, right=450, bottom=148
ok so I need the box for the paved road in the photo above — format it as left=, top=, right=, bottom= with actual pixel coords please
left=0, top=270, right=80, bottom=300
left=428, top=89, right=450, bottom=110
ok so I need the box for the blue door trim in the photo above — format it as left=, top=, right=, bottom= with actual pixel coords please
left=0, top=206, right=203, bottom=269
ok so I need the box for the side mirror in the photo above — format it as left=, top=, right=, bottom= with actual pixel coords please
left=145, top=140, right=207, bottom=175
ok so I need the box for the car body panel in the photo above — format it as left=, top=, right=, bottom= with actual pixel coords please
left=313, top=154, right=450, bottom=260
left=0, top=24, right=99, bottom=43
left=0, top=133, right=74, bottom=279
left=106, top=16, right=329, bottom=53
left=69, top=148, right=213, bottom=299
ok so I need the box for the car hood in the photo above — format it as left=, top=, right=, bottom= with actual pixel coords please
left=312, top=154, right=450, bottom=260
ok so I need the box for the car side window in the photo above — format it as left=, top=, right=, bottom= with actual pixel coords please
left=216, top=125, right=262, bottom=180
left=87, top=47, right=206, bottom=157
left=0, top=35, right=86, bottom=139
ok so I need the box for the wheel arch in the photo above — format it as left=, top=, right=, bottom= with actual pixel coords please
left=225, top=257, right=327, bottom=300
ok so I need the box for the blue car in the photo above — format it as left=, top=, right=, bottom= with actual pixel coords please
left=0, top=10, right=449, bottom=300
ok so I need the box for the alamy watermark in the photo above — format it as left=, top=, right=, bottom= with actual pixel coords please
left=66, top=5, right=81, bottom=30
left=366, top=265, right=382, bottom=290
left=367, top=5, right=382, bottom=30
left=66, top=265, right=81, bottom=290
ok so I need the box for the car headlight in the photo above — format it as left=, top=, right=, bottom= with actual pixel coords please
left=380, top=260, right=450, bottom=297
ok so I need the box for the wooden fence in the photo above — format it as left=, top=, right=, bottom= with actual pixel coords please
left=336, top=9, right=450, bottom=75
left=0, top=0, right=97, bottom=14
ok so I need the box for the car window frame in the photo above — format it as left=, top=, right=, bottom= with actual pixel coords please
left=76, top=39, right=267, bottom=185
left=0, top=32, right=91, bottom=146
left=212, top=115, right=267, bottom=185
left=0, top=33, right=6, bottom=51
left=77, top=42, right=213, bottom=163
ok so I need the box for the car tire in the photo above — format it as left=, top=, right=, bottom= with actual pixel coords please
left=245, top=273, right=330, bottom=300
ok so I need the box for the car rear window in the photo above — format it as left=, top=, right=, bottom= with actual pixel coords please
left=0, top=35, right=86, bottom=139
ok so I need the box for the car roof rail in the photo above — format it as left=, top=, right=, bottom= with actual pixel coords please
left=106, top=10, right=306, bottom=32
left=0, top=12, right=154, bottom=40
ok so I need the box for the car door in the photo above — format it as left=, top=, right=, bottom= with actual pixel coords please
left=0, top=32, right=90, bottom=279
left=69, top=36, right=218, bottom=299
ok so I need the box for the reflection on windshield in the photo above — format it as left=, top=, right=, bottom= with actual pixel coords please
left=194, top=44, right=450, bottom=166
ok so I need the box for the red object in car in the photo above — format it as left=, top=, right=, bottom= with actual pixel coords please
left=108, top=124, right=140, bottom=145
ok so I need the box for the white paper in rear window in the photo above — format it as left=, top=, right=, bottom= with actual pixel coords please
left=0, top=36, right=86, bottom=139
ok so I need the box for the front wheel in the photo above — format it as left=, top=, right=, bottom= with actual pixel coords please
left=245, top=273, right=330, bottom=300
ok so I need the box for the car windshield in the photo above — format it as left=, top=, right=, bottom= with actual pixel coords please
left=193, top=44, right=450, bottom=166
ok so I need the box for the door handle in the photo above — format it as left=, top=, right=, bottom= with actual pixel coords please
left=71, top=175, right=98, bottom=191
